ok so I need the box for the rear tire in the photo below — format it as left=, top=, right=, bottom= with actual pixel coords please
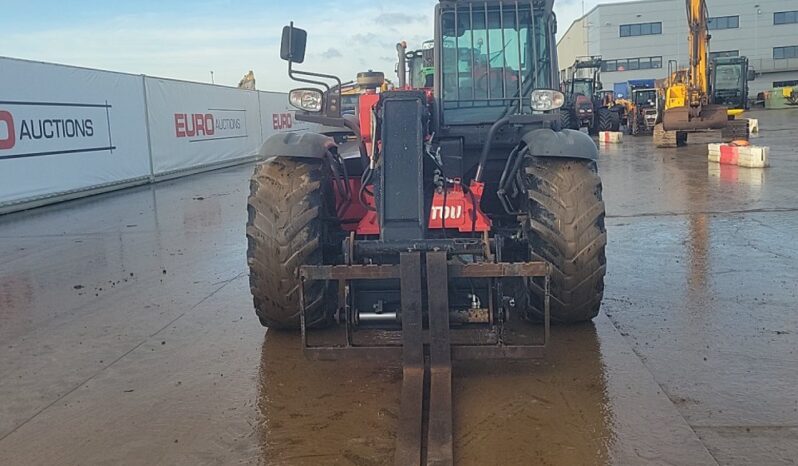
left=597, top=107, right=614, bottom=132
left=522, top=157, right=607, bottom=323
left=246, top=157, right=335, bottom=329
left=560, top=110, right=575, bottom=130
left=610, top=110, right=621, bottom=132
left=629, top=110, right=641, bottom=136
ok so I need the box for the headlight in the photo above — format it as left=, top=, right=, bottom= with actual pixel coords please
left=289, top=88, right=323, bottom=112
left=530, top=89, right=565, bottom=111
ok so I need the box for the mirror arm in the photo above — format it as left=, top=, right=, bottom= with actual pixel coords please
left=288, top=62, right=330, bottom=91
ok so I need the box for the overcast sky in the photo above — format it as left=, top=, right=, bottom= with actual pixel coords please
left=1, top=0, right=636, bottom=91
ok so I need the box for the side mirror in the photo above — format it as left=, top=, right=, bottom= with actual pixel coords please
left=280, top=24, right=307, bottom=63
left=747, top=69, right=756, bottom=81
left=596, top=82, right=603, bottom=91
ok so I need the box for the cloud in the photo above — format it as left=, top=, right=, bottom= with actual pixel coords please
left=352, top=32, right=379, bottom=42
left=321, top=48, right=343, bottom=58
left=374, top=12, right=426, bottom=26
left=0, top=0, right=433, bottom=91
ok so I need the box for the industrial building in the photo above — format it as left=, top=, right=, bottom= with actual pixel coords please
left=557, top=0, right=798, bottom=96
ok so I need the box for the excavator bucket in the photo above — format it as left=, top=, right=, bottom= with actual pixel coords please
left=662, top=104, right=728, bottom=131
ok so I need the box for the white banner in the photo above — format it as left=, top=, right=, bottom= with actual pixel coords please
left=145, top=77, right=263, bottom=174
left=0, top=57, right=150, bottom=206
left=0, top=103, right=113, bottom=158
left=259, top=91, right=314, bottom=138
left=0, top=57, right=329, bottom=212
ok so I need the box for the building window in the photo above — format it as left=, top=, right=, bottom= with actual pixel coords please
left=774, top=11, right=798, bottom=25
left=773, top=46, right=798, bottom=59
left=602, top=56, right=662, bottom=72
left=619, top=22, right=662, bottom=37
left=773, top=80, right=798, bottom=87
left=708, top=16, right=739, bottom=30
left=710, top=50, right=740, bottom=60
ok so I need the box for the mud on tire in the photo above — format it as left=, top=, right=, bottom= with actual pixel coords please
left=246, top=157, right=334, bottom=329
left=522, top=157, right=607, bottom=323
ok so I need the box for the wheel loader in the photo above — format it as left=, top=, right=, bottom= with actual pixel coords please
left=246, top=1, right=606, bottom=463
left=617, top=81, right=659, bottom=136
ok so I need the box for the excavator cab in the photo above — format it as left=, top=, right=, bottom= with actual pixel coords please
left=711, top=56, right=751, bottom=112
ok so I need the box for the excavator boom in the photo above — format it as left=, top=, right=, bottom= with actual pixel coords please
left=661, top=0, right=727, bottom=131
left=687, top=0, right=708, bottom=100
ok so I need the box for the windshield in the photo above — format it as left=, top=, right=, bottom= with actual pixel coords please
left=714, top=63, right=743, bottom=91
left=633, top=89, right=657, bottom=107
left=440, top=3, right=552, bottom=124
left=571, top=79, right=593, bottom=96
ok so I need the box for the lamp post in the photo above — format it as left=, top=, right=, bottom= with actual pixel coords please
left=754, top=5, right=761, bottom=61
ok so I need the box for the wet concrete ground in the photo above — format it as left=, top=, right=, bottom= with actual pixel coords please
left=1, top=108, right=797, bottom=465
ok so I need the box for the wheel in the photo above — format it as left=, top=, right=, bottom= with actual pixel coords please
left=560, top=109, right=575, bottom=130
left=246, top=157, right=336, bottom=329
left=629, top=110, right=641, bottom=136
left=521, top=156, right=607, bottom=323
left=597, top=107, right=614, bottom=132
left=610, top=110, right=621, bottom=132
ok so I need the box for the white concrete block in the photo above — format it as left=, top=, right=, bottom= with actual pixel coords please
left=707, top=143, right=769, bottom=168
left=748, top=118, right=759, bottom=134
left=599, top=131, right=623, bottom=144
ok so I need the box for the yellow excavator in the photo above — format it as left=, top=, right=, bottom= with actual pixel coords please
left=656, top=0, right=728, bottom=147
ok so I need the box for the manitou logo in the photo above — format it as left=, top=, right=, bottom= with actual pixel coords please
left=430, top=205, right=464, bottom=221
left=0, top=101, right=114, bottom=160
left=272, top=113, right=293, bottom=130
left=174, top=109, right=247, bottom=142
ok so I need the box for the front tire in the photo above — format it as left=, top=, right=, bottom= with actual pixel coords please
left=597, top=107, right=615, bottom=132
left=522, top=157, right=607, bottom=323
left=246, top=157, right=335, bottom=329
left=560, top=110, right=575, bottom=130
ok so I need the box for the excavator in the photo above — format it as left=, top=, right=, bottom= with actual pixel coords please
left=656, top=0, right=728, bottom=147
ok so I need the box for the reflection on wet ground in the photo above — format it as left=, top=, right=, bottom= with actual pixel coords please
left=1, top=109, right=797, bottom=465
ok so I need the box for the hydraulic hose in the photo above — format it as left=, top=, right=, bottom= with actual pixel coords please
left=474, top=116, right=510, bottom=183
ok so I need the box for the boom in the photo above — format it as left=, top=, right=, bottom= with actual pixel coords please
left=661, top=0, right=727, bottom=131
left=686, top=0, right=709, bottom=98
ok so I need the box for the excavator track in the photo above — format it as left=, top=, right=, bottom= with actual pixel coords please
left=653, top=123, right=687, bottom=148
